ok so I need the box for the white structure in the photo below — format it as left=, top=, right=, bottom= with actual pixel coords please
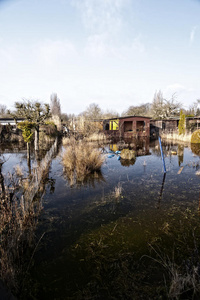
left=0, top=118, right=24, bottom=126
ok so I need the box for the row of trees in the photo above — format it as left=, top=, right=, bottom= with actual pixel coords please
left=122, top=91, right=200, bottom=119
left=62, top=91, right=199, bottom=121
left=0, top=90, right=200, bottom=122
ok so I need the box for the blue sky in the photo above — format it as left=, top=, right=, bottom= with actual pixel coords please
left=0, top=0, right=200, bottom=115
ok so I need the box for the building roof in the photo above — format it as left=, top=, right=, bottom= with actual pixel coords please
left=104, top=115, right=151, bottom=121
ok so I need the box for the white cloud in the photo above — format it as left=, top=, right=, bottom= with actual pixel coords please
left=190, top=26, right=197, bottom=44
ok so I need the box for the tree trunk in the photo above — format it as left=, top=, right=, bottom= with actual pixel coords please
left=27, top=142, right=31, bottom=175
left=0, top=163, right=5, bottom=199
left=34, top=126, right=39, bottom=151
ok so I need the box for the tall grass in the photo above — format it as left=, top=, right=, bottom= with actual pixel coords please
left=62, top=139, right=105, bottom=185
left=0, top=169, right=43, bottom=295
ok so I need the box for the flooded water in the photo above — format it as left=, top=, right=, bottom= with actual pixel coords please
left=1, top=138, right=200, bottom=299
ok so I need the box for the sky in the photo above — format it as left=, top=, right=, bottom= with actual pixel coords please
left=0, top=0, right=200, bottom=115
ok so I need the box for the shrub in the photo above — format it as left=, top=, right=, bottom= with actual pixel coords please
left=120, top=149, right=136, bottom=160
left=191, top=129, right=200, bottom=143
left=62, top=139, right=105, bottom=185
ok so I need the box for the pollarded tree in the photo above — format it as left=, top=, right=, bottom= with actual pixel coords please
left=17, top=121, right=35, bottom=172
left=12, top=100, right=51, bottom=151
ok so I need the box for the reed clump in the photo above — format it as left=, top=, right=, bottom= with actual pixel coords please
left=62, top=139, right=105, bottom=185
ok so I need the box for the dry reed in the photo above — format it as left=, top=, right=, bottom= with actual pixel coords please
left=0, top=172, right=42, bottom=294
left=161, top=131, right=192, bottom=143
left=84, top=132, right=106, bottom=142
left=113, top=183, right=123, bottom=199
left=62, top=139, right=105, bottom=185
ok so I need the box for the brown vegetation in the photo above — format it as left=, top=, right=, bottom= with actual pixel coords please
left=0, top=168, right=43, bottom=295
left=161, top=131, right=192, bottom=143
left=62, top=139, right=105, bottom=185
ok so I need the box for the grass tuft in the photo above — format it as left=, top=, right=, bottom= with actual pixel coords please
left=62, top=139, right=105, bottom=185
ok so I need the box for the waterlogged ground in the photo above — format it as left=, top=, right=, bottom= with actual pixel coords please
left=1, top=139, right=200, bottom=299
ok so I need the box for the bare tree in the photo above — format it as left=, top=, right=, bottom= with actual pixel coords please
left=0, top=104, right=8, bottom=117
left=12, top=100, right=51, bottom=151
left=151, top=90, right=181, bottom=119
left=122, top=103, right=151, bottom=117
left=50, top=93, right=61, bottom=116
left=84, top=103, right=102, bottom=120
left=102, top=109, right=119, bottom=119
left=187, top=100, right=200, bottom=116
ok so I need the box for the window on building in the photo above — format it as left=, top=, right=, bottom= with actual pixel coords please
left=136, top=121, right=145, bottom=132
left=124, top=121, right=133, bottom=132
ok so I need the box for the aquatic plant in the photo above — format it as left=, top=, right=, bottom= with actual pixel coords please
left=113, top=182, right=123, bottom=199
left=62, top=139, right=105, bottom=185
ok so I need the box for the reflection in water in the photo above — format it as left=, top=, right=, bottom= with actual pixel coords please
left=178, top=144, right=184, bottom=166
left=120, top=157, right=136, bottom=167
left=157, top=172, right=166, bottom=209
left=191, top=143, right=200, bottom=156
left=109, top=138, right=150, bottom=167
left=63, top=169, right=106, bottom=187
left=0, top=139, right=59, bottom=297
left=110, top=137, right=150, bottom=157
left=2, top=138, right=200, bottom=299
left=0, top=159, right=5, bottom=198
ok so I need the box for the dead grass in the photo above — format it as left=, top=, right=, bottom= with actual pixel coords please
left=144, top=243, right=200, bottom=299
left=62, top=136, right=76, bottom=146
left=62, top=139, right=105, bottom=185
left=84, top=132, right=106, bottom=142
left=0, top=162, right=45, bottom=296
left=113, top=183, right=123, bottom=199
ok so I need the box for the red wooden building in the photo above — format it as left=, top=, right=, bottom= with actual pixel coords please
left=103, top=116, right=151, bottom=138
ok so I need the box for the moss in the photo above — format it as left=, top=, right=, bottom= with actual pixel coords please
left=191, top=129, right=200, bottom=143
